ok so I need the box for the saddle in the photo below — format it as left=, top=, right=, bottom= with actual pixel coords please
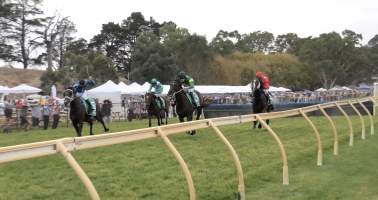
left=153, top=95, right=165, bottom=109
left=79, top=98, right=92, bottom=115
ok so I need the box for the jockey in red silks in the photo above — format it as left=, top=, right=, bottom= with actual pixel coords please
left=255, top=71, right=273, bottom=105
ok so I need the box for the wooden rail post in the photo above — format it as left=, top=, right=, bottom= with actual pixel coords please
left=358, top=100, right=374, bottom=135
left=256, top=115, right=289, bottom=185
left=156, top=128, right=196, bottom=200
left=318, top=105, right=338, bottom=156
left=208, top=120, right=245, bottom=200
left=56, top=141, right=100, bottom=200
left=349, top=101, right=366, bottom=140
left=299, top=109, right=323, bottom=166
left=335, top=103, right=354, bottom=146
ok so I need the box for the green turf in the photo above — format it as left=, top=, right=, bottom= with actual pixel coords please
left=0, top=114, right=377, bottom=200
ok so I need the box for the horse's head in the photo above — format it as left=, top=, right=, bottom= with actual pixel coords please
left=168, top=80, right=181, bottom=95
left=144, top=93, right=155, bottom=109
left=168, top=80, right=182, bottom=106
left=63, top=88, right=74, bottom=107
left=250, top=79, right=260, bottom=93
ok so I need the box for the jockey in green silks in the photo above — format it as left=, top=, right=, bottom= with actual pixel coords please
left=148, top=78, right=165, bottom=109
left=177, top=71, right=200, bottom=108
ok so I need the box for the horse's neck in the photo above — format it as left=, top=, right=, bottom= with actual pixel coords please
left=175, top=91, right=191, bottom=109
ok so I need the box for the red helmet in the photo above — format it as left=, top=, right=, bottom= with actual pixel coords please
left=256, top=71, right=264, bottom=78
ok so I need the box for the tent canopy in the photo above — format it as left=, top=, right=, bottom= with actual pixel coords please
left=9, top=84, right=41, bottom=94
left=0, top=86, right=10, bottom=94
left=315, top=88, right=327, bottom=92
left=88, top=80, right=125, bottom=94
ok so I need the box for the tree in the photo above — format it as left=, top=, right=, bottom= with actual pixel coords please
left=65, top=38, right=88, bottom=55
left=237, top=31, right=274, bottom=53
left=131, top=31, right=177, bottom=83
left=90, top=53, right=118, bottom=83
left=90, top=22, right=127, bottom=68
left=296, top=31, right=365, bottom=88
left=42, top=15, right=75, bottom=69
left=90, top=12, right=161, bottom=78
left=56, top=17, right=76, bottom=69
left=0, top=0, right=45, bottom=69
left=274, top=33, right=299, bottom=53
left=176, top=34, right=214, bottom=84
left=368, top=34, right=378, bottom=47
left=210, top=30, right=240, bottom=55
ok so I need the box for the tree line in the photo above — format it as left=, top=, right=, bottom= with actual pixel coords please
left=1, top=0, right=378, bottom=91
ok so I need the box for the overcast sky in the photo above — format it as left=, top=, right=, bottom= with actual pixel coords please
left=43, top=0, right=378, bottom=43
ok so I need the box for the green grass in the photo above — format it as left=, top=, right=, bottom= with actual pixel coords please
left=0, top=114, right=378, bottom=200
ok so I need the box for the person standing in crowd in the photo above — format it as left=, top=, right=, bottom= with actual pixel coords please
left=101, top=99, right=112, bottom=124
left=51, top=100, right=61, bottom=129
left=3, top=96, right=14, bottom=133
left=19, top=102, right=29, bottom=130
left=15, top=98, right=25, bottom=127
left=42, top=104, right=51, bottom=130
left=31, top=104, right=41, bottom=127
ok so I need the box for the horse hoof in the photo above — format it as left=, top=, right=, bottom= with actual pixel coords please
left=190, top=130, right=196, bottom=135
left=105, top=129, right=110, bottom=132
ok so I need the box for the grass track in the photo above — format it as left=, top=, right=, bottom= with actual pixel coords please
left=0, top=114, right=377, bottom=200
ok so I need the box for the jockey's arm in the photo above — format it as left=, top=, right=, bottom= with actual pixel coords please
left=148, top=85, right=153, bottom=93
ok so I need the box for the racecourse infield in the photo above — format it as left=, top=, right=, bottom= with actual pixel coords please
left=0, top=115, right=377, bottom=200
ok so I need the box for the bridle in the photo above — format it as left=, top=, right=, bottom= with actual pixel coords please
left=168, top=81, right=185, bottom=105
left=63, top=89, right=74, bottom=106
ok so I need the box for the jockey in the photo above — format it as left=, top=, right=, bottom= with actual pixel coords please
left=177, top=71, right=200, bottom=108
left=73, top=77, right=96, bottom=117
left=148, top=78, right=165, bottom=109
left=255, top=71, right=273, bottom=105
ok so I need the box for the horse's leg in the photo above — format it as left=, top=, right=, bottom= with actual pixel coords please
left=253, top=121, right=257, bottom=129
left=89, top=120, right=94, bottom=135
left=165, top=110, right=168, bottom=125
left=157, top=114, right=161, bottom=126
left=188, top=114, right=196, bottom=135
left=73, top=122, right=81, bottom=137
left=266, top=119, right=270, bottom=126
left=148, top=113, right=152, bottom=127
left=195, top=107, right=202, bottom=120
left=78, top=122, right=83, bottom=137
left=96, top=116, right=109, bottom=132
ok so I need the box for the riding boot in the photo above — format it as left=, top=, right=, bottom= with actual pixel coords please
left=189, top=93, right=199, bottom=108
left=85, top=99, right=97, bottom=117
left=157, top=97, right=164, bottom=109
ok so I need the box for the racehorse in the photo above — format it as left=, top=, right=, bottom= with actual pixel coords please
left=168, top=80, right=208, bottom=135
left=64, top=89, right=109, bottom=137
left=251, top=79, right=273, bottom=129
left=145, top=92, right=169, bottom=127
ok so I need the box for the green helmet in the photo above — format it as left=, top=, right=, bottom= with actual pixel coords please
left=178, top=71, right=186, bottom=79
left=150, top=78, right=157, bottom=85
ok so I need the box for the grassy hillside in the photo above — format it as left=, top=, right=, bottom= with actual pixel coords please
left=0, top=115, right=377, bottom=200
left=0, top=67, right=43, bottom=87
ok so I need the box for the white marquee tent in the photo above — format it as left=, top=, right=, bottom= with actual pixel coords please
left=9, top=84, right=41, bottom=94
left=0, top=86, right=10, bottom=94
left=315, top=88, right=327, bottom=92
left=87, top=80, right=126, bottom=113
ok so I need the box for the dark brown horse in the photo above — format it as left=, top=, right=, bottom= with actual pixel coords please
left=251, top=79, right=273, bottom=129
left=145, top=93, right=169, bottom=127
left=64, top=89, right=109, bottom=136
left=168, top=80, right=210, bottom=135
